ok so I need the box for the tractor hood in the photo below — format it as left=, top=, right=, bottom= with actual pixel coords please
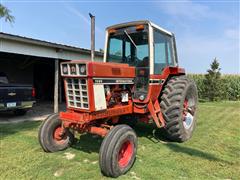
left=61, top=60, right=136, bottom=78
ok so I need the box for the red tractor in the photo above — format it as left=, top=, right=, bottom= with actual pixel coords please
left=39, top=20, right=198, bottom=177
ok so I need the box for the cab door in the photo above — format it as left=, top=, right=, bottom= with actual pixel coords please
left=145, top=27, right=177, bottom=103
left=153, top=29, right=176, bottom=75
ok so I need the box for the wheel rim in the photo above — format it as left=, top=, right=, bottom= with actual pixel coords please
left=118, top=140, right=134, bottom=168
left=182, top=99, right=194, bottom=130
left=53, top=126, right=66, bottom=144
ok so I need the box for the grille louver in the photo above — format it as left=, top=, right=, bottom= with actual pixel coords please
left=66, top=78, right=89, bottom=109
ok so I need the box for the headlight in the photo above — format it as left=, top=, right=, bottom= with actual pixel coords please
left=62, top=64, right=68, bottom=74
left=79, top=64, right=86, bottom=75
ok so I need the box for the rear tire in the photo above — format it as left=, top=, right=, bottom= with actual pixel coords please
left=38, top=113, right=74, bottom=152
left=160, top=76, right=198, bottom=142
left=14, top=109, right=27, bottom=116
left=99, top=125, right=137, bottom=177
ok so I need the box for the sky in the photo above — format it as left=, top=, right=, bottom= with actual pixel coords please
left=1, top=0, right=239, bottom=74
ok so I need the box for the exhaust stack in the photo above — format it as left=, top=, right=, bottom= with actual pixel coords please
left=89, top=13, right=95, bottom=61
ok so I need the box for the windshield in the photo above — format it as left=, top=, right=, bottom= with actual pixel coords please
left=106, top=25, right=149, bottom=67
left=0, top=72, right=8, bottom=84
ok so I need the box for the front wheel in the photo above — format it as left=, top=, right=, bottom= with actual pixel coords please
left=99, top=125, right=137, bottom=178
left=38, top=113, right=74, bottom=152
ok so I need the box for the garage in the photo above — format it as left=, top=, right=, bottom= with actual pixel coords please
left=0, top=32, right=103, bottom=120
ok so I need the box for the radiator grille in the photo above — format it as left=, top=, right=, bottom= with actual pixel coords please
left=66, top=78, right=89, bottom=109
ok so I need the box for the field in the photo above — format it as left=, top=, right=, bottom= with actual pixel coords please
left=0, top=102, right=239, bottom=179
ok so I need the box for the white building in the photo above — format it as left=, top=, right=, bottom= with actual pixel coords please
left=0, top=32, right=103, bottom=112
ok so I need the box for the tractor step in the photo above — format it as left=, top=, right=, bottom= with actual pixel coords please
left=147, top=100, right=165, bottom=128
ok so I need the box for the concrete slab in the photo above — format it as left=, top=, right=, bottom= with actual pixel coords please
left=0, top=102, right=66, bottom=124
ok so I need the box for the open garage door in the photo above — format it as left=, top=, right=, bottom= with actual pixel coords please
left=33, top=59, right=55, bottom=101
left=0, top=52, right=64, bottom=102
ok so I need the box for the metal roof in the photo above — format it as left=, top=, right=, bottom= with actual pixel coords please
left=0, top=32, right=103, bottom=56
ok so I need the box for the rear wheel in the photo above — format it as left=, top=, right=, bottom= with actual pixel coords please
left=99, top=125, right=137, bottom=177
left=38, top=113, right=74, bottom=152
left=160, top=76, right=198, bottom=142
left=14, top=109, right=27, bottom=116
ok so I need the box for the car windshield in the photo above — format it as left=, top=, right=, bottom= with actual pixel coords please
left=0, top=77, right=8, bottom=84
left=0, top=73, right=8, bottom=84
left=106, top=25, right=149, bottom=67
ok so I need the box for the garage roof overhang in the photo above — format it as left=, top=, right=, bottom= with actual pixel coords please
left=0, top=32, right=103, bottom=61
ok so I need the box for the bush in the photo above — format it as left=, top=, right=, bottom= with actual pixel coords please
left=222, top=75, right=240, bottom=100
left=187, top=74, right=240, bottom=101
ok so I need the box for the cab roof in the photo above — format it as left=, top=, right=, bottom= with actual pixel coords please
left=106, top=20, right=173, bottom=36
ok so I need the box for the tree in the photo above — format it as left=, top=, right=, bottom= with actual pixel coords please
left=204, top=58, right=222, bottom=101
left=0, top=4, right=15, bottom=23
left=99, top=48, right=104, bottom=53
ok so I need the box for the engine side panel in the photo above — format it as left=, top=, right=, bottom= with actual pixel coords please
left=93, top=84, right=107, bottom=111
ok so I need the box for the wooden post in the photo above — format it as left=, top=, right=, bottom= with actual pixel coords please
left=59, top=77, right=62, bottom=104
left=54, top=59, right=59, bottom=113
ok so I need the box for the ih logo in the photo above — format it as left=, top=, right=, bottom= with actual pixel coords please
left=8, top=92, right=16, bottom=96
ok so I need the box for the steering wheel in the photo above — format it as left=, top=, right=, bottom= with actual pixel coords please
left=125, top=55, right=140, bottom=66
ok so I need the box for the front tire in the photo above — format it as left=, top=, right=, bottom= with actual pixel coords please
left=38, top=113, right=74, bottom=152
left=99, top=125, right=137, bottom=177
left=160, top=76, right=198, bottom=142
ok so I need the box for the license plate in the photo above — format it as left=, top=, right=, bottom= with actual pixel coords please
left=7, top=102, right=16, bottom=108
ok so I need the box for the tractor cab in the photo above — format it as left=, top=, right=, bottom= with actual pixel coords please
left=104, top=21, right=178, bottom=101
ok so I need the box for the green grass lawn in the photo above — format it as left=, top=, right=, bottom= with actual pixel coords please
left=0, top=102, right=239, bottom=180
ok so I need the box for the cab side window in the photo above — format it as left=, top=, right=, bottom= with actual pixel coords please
left=154, top=30, right=175, bottom=74
left=107, top=38, right=123, bottom=63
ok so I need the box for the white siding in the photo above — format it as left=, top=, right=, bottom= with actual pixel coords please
left=0, top=39, right=103, bottom=61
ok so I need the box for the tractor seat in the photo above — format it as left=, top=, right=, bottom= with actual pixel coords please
left=137, top=57, right=149, bottom=67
